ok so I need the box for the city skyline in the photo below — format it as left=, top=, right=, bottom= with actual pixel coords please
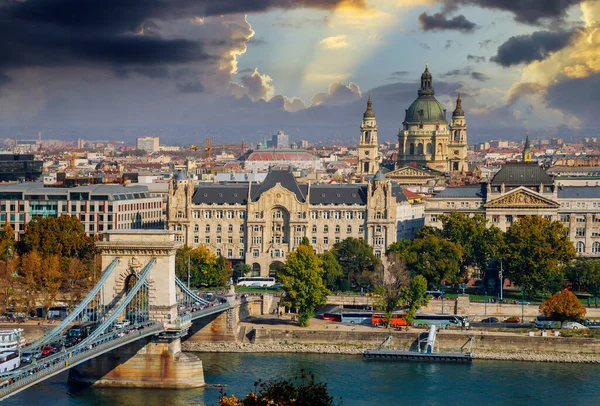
left=0, top=1, right=598, bottom=143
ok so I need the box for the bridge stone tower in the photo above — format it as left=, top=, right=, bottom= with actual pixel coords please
left=70, top=230, right=204, bottom=389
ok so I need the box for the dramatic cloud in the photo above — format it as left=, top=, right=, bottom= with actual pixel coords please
left=491, top=30, right=579, bottom=67
left=441, top=68, right=490, bottom=81
left=176, top=82, right=205, bottom=93
left=418, top=11, right=477, bottom=32
left=506, top=82, right=546, bottom=106
left=310, top=82, right=362, bottom=106
left=388, top=71, right=410, bottom=80
left=320, top=35, right=350, bottom=49
left=283, top=97, right=307, bottom=112
left=441, top=0, right=586, bottom=25
left=467, top=54, right=486, bottom=63
left=237, top=69, right=275, bottom=101
left=546, top=73, right=600, bottom=125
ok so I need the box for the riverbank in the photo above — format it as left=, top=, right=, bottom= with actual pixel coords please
left=182, top=341, right=600, bottom=363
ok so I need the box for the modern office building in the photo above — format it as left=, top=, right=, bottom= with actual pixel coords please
left=0, top=154, right=43, bottom=182
left=0, top=183, right=163, bottom=239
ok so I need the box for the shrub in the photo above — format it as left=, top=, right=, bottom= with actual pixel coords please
left=539, top=290, right=586, bottom=322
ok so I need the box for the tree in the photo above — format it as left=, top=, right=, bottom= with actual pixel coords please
left=18, top=250, right=42, bottom=315
left=401, top=275, right=429, bottom=323
left=439, top=213, right=504, bottom=271
left=175, top=245, right=221, bottom=287
left=63, top=258, right=94, bottom=311
left=319, top=251, right=343, bottom=291
left=0, top=222, right=16, bottom=262
left=331, top=237, right=380, bottom=291
left=37, top=255, right=63, bottom=319
left=373, top=252, right=410, bottom=327
left=219, top=370, right=339, bottom=406
left=0, top=259, right=16, bottom=315
left=539, top=290, right=586, bottom=322
left=278, top=243, right=329, bottom=327
left=232, top=263, right=251, bottom=282
left=566, top=258, right=600, bottom=298
left=503, top=216, right=576, bottom=297
left=409, top=234, right=464, bottom=287
left=214, top=255, right=232, bottom=287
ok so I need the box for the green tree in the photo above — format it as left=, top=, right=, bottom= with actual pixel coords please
left=0, top=222, right=16, bottom=262
left=539, top=290, right=586, bottom=322
left=175, top=245, right=221, bottom=287
left=503, top=216, right=576, bottom=297
left=401, top=275, right=429, bottom=323
left=214, top=255, right=232, bottom=287
left=278, top=244, right=329, bottom=327
left=319, top=251, right=343, bottom=291
left=331, top=237, right=380, bottom=291
left=409, top=234, right=464, bottom=287
left=566, top=258, right=600, bottom=298
left=373, top=252, right=410, bottom=327
left=439, top=213, right=504, bottom=271
left=232, top=263, right=251, bottom=282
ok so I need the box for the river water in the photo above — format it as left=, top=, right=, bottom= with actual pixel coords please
left=6, top=353, right=600, bottom=405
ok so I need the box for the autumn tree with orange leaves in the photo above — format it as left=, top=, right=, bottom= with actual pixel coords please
left=539, top=290, right=586, bottom=322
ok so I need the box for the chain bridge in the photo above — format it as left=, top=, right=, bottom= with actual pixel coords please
left=0, top=230, right=236, bottom=400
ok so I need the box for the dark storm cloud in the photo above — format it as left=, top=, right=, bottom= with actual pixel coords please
left=0, top=0, right=361, bottom=72
left=467, top=54, right=485, bottom=63
left=491, top=30, right=578, bottom=67
left=418, top=12, right=477, bottom=33
left=546, top=73, right=600, bottom=126
left=441, top=68, right=490, bottom=81
left=441, top=0, right=585, bottom=25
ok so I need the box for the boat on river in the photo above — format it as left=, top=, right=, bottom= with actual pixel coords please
left=0, top=329, right=23, bottom=373
left=363, top=326, right=473, bottom=363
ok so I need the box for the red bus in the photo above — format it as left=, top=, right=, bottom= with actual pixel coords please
left=372, top=312, right=408, bottom=327
left=321, top=312, right=341, bottom=322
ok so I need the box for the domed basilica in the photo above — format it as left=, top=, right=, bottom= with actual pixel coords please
left=397, top=64, right=467, bottom=173
left=357, top=64, right=468, bottom=176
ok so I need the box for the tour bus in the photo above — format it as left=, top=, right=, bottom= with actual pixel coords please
left=340, top=312, right=373, bottom=325
left=321, top=312, right=342, bottom=322
left=0, top=351, right=20, bottom=373
left=535, top=316, right=561, bottom=329
left=237, top=277, right=276, bottom=287
left=371, top=312, right=409, bottom=327
left=413, top=314, right=469, bottom=328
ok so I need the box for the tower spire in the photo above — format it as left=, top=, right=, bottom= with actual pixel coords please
left=363, top=93, right=375, bottom=119
left=452, top=92, right=464, bottom=117
left=523, top=132, right=532, bottom=162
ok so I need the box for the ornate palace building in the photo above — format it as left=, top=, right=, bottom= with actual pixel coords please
left=425, top=142, right=600, bottom=257
left=396, top=65, right=468, bottom=173
left=167, top=170, right=424, bottom=276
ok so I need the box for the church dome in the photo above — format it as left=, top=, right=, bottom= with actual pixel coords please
left=404, top=65, right=447, bottom=125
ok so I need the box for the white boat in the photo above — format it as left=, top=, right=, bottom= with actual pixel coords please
left=0, top=329, right=23, bottom=373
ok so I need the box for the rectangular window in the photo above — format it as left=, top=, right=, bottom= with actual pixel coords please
left=228, top=236, right=233, bottom=244
left=312, top=225, right=317, bottom=233
left=491, top=215, right=499, bottom=223
left=323, top=237, right=329, bottom=245
left=358, top=225, right=364, bottom=233
left=240, top=235, right=245, bottom=244
left=253, top=249, right=259, bottom=258
left=217, top=236, right=222, bottom=244
left=193, top=211, right=200, bottom=219
left=240, top=211, right=246, bottom=219
left=205, top=236, right=211, bottom=244
left=334, top=212, right=340, bottom=220
left=576, top=217, right=586, bottom=223
left=335, top=237, right=340, bottom=244
left=204, top=211, right=212, bottom=219
left=576, top=228, right=586, bottom=237
left=227, top=249, right=233, bottom=258
left=295, top=236, right=303, bottom=245
left=311, top=212, right=317, bottom=219
left=345, top=212, right=352, bottom=220
left=216, top=249, right=221, bottom=256
left=194, top=236, right=199, bottom=244
left=323, top=212, right=330, bottom=219
left=216, top=211, right=223, bottom=219
left=560, top=214, right=570, bottom=222
left=254, top=212, right=260, bottom=219
left=227, top=211, right=234, bottom=219
left=357, top=212, right=365, bottom=220
left=297, top=212, right=303, bottom=219
left=312, top=237, right=317, bottom=245
left=239, top=249, right=244, bottom=257
left=347, top=225, right=352, bottom=234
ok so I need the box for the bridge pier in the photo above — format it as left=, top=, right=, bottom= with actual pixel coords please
left=69, top=336, right=205, bottom=388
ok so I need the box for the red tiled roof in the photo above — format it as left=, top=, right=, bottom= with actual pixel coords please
left=247, top=151, right=319, bottom=161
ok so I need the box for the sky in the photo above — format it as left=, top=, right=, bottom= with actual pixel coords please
left=0, top=0, right=599, bottom=145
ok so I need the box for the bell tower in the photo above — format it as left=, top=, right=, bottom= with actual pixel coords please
left=357, top=94, right=380, bottom=177
left=523, top=133, right=532, bottom=162
left=449, top=92, right=468, bottom=172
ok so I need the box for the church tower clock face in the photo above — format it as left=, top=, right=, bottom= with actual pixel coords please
left=454, top=150, right=459, bottom=155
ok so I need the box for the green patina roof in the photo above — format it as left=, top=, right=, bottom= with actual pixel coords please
left=404, top=65, right=447, bottom=125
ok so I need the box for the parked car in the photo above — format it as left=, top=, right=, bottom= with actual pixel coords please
left=583, top=319, right=600, bottom=329
left=41, top=345, right=56, bottom=357
left=65, top=337, right=79, bottom=348
left=115, top=320, right=131, bottom=329
left=504, top=317, right=521, bottom=323
left=21, top=350, right=42, bottom=363
left=481, top=317, right=499, bottom=323
left=516, top=300, right=531, bottom=306
left=561, top=321, right=587, bottom=330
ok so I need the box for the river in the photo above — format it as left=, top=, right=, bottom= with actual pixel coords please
left=6, top=353, right=600, bottom=405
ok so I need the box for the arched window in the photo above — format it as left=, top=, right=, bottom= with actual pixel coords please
left=417, top=143, right=424, bottom=155
left=217, top=224, right=222, bottom=233
left=593, top=242, right=600, bottom=253
left=577, top=241, right=585, bottom=254
left=194, top=224, right=199, bottom=232
left=324, top=225, right=329, bottom=233
left=426, top=143, right=432, bottom=154
left=409, top=143, right=415, bottom=155
left=437, top=143, right=443, bottom=154
left=454, top=130, right=461, bottom=142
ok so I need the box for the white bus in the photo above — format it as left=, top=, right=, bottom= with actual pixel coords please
left=0, top=351, right=20, bottom=373
left=237, top=277, right=277, bottom=287
left=413, top=314, right=469, bottom=328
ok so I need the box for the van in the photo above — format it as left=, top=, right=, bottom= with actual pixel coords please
left=535, top=316, right=561, bottom=329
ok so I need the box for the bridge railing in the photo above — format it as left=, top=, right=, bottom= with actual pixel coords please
left=0, top=321, right=161, bottom=400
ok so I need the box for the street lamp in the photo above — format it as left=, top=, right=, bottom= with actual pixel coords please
left=521, top=286, right=525, bottom=322
left=187, top=252, right=191, bottom=289
left=499, top=260, right=503, bottom=302
left=485, top=291, right=487, bottom=317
